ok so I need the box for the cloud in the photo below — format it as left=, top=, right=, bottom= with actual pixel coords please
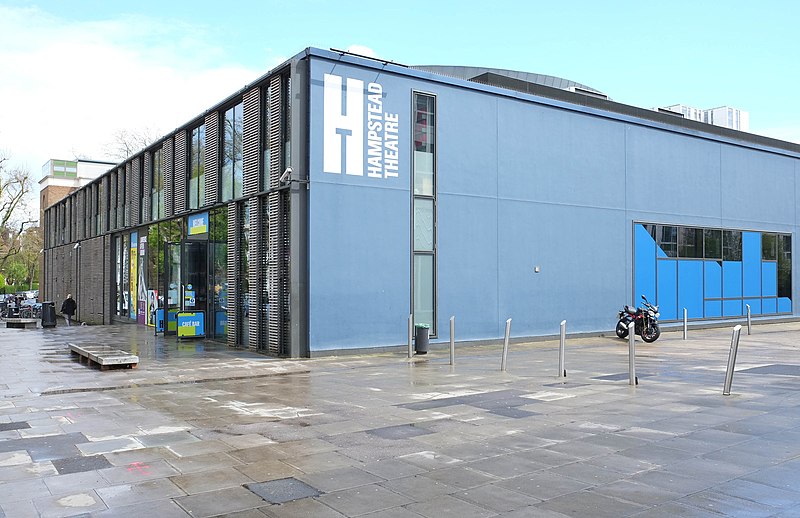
left=0, top=6, right=261, bottom=175
left=345, top=44, right=379, bottom=59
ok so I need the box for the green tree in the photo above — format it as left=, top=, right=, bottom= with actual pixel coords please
left=0, top=152, right=35, bottom=269
left=4, top=259, right=26, bottom=287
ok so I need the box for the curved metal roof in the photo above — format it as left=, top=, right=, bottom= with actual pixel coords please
left=410, top=65, right=605, bottom=96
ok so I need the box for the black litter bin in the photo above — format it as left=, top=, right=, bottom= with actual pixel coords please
left=41, top=301, right=57, bottom=328
left=414, top=324, right=429, bottom=354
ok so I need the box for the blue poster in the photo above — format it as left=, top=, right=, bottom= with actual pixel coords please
left=177, top=311, right=205, bottom=338
left=188, top=212, right=209, bottom=235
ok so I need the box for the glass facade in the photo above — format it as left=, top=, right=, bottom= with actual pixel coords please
left=412, top=92, right=436, bottom=332
left=636, top=223, right=792, bottom=320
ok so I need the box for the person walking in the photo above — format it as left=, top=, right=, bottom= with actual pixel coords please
left=60, top=294, right=77, bottom=326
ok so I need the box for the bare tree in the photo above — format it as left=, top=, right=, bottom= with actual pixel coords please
left=0, top=153, right=35, bottom=269
left=103, top=127, right=161, bottom=161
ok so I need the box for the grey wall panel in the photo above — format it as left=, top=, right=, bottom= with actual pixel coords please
left=205, top=112, right=219, bottom=205
left=243, top=87, right=261, bottom=196
left=174, top=130, right=187, bottom=214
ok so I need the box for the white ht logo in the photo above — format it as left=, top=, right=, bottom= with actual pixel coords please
left=323, top=74, right=363, bottom=176
left=323, top=73, right=400, bottom=179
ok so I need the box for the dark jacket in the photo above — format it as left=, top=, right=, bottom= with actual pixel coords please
left=61, top=297, right=77, bottom=316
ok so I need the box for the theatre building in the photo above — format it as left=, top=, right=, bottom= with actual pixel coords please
left=42, top=48, right=800, bottom=357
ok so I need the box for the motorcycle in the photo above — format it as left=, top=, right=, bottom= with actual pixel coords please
left=615, top=295, right=661, bottom=343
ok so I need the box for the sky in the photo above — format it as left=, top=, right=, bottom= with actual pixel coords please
left=1, top=0, right=799, bottom=190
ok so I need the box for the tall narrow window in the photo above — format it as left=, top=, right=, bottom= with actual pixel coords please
left=222, top=103, right=243, bottom=201
left=151, top=148, right=163, bottom=221
left=188, top=125, right=206, bottom=209
left=412, top=92, right=436, bottom=333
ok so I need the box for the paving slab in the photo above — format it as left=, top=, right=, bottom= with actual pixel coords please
left=4, top=321, right=800, bottom=516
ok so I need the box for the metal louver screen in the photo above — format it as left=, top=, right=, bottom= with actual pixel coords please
left=131, top=156, right=141, bottom=225
left=174, top=131, right=187, bottom=214
left=164, top=139, right=174, bottom=217
left=266, top=75, right=285, bottom=355
left=143, top=152, right=152, bottom=222
left=243, top=87, right=261, bottom=196
left=205, top=112, right=219, bottom=205
left=248, top=199, right=260, bottom=349
left=226, top=203, right=238, bottom=347
left=101, top=175, right=109, bottom=232
left=108, top=173, right=115, bottom=230
left=125, top=162, right=133, bottom=227
left=259, top=196, right=269, bottom=351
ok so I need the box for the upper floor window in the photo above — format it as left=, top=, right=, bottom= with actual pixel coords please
left=151, top=148, right=164, bottom=221
left=188, top=125, right=206, bottom=209
left=222, top=103, right=243, bottom=201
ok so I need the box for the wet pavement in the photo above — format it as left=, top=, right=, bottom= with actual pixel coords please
left=2, top=319, right=800, bottom=516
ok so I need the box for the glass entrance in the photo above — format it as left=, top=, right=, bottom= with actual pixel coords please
left=164, top=241, right=208, bottom=335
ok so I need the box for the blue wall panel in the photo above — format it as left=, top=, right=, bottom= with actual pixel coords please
left=626, top=127, right=722, bottom=217
left=704, top=261, right=722, bottom=298
left=742, top=232, right=761, bottom=297
left=308, top=183, right=410, bottom=350
left=635, top=224, right=656, bottom=303
left=762, top=262, right=777, bottom=297
left=744, top=298, right=762, bottom=315
left=657, top=260, right=677, bottom=320
left=723, top=262, right=742, bottom=298
left=762, top=298, right=777, bottom=314
left=303, top=52, right=797, bottom=353
left=721, top=146, right=796, bottom=225
left=678, top=261, right=703, bottom=318
left=704, top=300, right=722, bottom=317
left=779, top=298, right=792, bottom=313
left=437, top=194, right=498, bottom=340
left=723, top=299, right=743, bottom=317
left=498, top=202, right=628, bottom=336
left=497, top=101, right=626, bottom=208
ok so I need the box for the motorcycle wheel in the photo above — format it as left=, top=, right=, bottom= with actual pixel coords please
left=641, top=323, right=661, bottom=343
left=615, top=320, right=629, bottom=339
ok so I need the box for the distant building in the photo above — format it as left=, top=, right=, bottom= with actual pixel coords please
left=659, top=104, right=749, bottom=131
left=39, top=159, right=114, bottom=223
left=703, top=106, right=750, bottom=132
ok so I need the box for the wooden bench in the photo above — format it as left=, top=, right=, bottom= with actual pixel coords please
left=5, top=318, right=38, bottom=329
left=69, top=343, right=139, bottom=370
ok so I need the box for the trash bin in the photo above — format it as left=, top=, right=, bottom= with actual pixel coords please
left=41, top=301, right=57, bottom=328
left=414, top=324, right=430, bottom=354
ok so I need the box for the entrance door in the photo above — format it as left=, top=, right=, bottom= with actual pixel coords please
left=164, top=241, right=208, bottom=335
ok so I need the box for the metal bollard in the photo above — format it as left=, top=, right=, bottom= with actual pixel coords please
left=408, top=314, right=413, bottom=359
left=501, top=318, right=512, bottom=371
left=450, top=316, right=455, bottom=365
left=683, top=308, right=688, bottom=340
left=628, top=321, right=637, bottom=386
left=746, top=304, right=751, bottom=335
left=723, top=325, right=743, bottom=396
left=558, top=320, right=566, bottom=378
